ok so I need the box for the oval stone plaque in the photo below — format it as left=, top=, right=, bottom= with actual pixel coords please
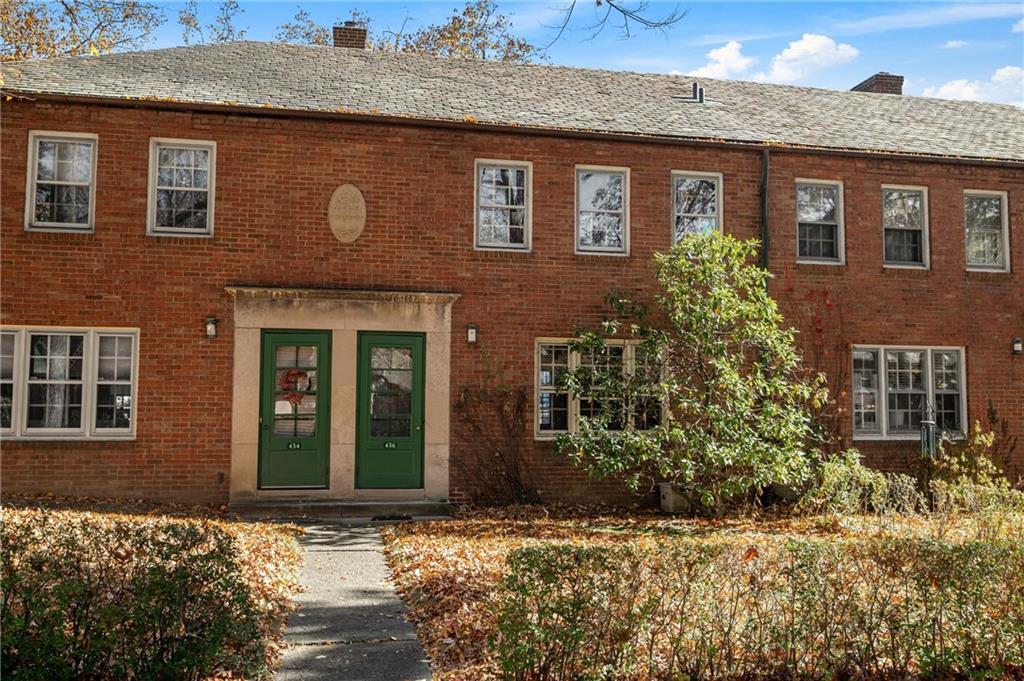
left=328, top=184, right=366, bottom=243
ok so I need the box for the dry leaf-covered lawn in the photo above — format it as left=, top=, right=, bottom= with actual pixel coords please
left=381, top=505, right=1023, bottom=680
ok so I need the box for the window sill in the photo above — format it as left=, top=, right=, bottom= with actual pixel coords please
left=2, top=434, right=136, bottom=442
left=25, top=225, right=95, bottom=234
left=796, top=258, right=845, bottom=267
left=474, top=245, right=532, bottom=254
left=575, top=250, right=630, bottom=258
left=853, top=433, right=964, bottom=442
left=882, top=263, right=929, bottom=271
left=147, top=229, right=214, bottom=239
left=965, top=266, right=1010, bottom=275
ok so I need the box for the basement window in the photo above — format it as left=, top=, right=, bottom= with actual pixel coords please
left=148, top=139, right=216, bottom=237
left=25, top=131, right=98, bottom=232
left=0, top=327, right=139, bottom=440
left=852, top=346, right=964, bottom=440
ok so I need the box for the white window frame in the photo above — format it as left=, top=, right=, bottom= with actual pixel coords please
left=147, top=138, right=217, bottom=237
left=881, top=184, right=930, bottom=269
left=575, top=165, right=630, bottom=256
left=534, top=338, right=660, bottom=440
left=671, top=170, right=723, bottom=243
left=963, top=189, right=1010, bottom=273
left=473, top=159, right=532, bottom=252
left=24, top=130, right=99, bottom=232
left=795, top=178, right=845, bottom=265
left=851, top=344, right=966, bottom=441
left=0, top=327, right=140, bottom=440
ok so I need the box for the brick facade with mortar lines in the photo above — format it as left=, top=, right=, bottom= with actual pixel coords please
left=1, top=98, right=1021, bottom=503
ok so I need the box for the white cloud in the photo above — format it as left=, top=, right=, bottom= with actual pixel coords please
left=752, top=34, right=859, bottom=83
left=836, top=3, right=1022, bottom=35
left=686, top=41, right=757, bottom=79
left=922, top=65, right=1024, bottom=106
left=1013, top=17, right=1024, bottom=32
left=941, top=39, right=969, bottom=49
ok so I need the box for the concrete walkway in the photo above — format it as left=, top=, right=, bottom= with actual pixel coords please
left=275, top=524, right=432, bottom=681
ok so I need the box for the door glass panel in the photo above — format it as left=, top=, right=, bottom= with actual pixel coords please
left=369, top=345, right=413, bottom=437
left=273, top=344, right=318, bottom=438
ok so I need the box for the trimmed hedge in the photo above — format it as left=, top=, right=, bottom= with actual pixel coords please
left=1, top=508, right=301, bottom=681
left=495, top=537, right=1024, bottom=680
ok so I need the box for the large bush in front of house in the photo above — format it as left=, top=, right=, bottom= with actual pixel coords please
left=0, top=507, right=302, bottom=681
left=556, top=231, right=827, bottom=510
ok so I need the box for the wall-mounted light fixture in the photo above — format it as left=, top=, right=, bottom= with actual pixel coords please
left=1013, top=337, right=1023, bottom=355
left=205, top=316, right=219, bottom=339
left=467, top=323, right=478, bottom=344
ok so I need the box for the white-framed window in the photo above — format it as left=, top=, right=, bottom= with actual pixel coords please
left=852, top=345, right=965, bottom=440
left=672, top=170, right=722, bottom=242
left=147, top=138, right=216, bottom=236
left=882, top=185, right=929, bottom=268
left=964, top=190, right=1009, bottom=272
left=474, top=159, right=531, bottom=250
left=0, top=327, right=139, bottom=439
left=796, top=179, right=845, bottom=264
left=24, top=130, right=98, bottom=232
left=534, top=339, right=660, bottom=439
left=576, top=166, right=629, bottom=255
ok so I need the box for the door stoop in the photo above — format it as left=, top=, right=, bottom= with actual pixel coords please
left=229, top=499, right=452, bottom=521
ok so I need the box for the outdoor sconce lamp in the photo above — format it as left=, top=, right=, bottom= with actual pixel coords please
left=1014, top=337, right=1023, bottom=355
left=205, top=316, right=219, bottom=339
left=467, top=323, right=478, bottom=344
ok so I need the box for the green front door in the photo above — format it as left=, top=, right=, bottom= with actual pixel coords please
left=356, top=332, right=425, bottom=489
left=259, top=330, right=330, bottom=488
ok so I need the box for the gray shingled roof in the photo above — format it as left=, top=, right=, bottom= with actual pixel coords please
left=3, top=41, right=1023, bottom=162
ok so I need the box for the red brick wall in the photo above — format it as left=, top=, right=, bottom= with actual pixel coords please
left=2, top=100, right=1021, bottom=503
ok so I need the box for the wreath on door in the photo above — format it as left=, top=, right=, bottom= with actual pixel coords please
left=278, top=368, right=309, bottom=406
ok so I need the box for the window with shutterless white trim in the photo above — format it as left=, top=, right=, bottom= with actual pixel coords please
left=882, top=185, right=929, bottom=268
left=0, top=327, right=139, bottom=439
left=25, top=131, right=98, bottom=232
left=672, top=171, right=722, bottom=242
left=147, top=138, right=216, bottom=236
left=0, top=332, right=16, bottom=433
left=474, top=160, right=531, bottom=250
left=796, top=179, right=845, bottom=264
left=964, top=190, right=1009, bottom=272
left=534, top=339, right=660, bottom=438
left=852, top=345, right=965, bottom=440
left=576, top=166, right=629, bottom=254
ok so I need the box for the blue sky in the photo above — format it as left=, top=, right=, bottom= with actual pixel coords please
left=148, top=1, right=1024, bottom=104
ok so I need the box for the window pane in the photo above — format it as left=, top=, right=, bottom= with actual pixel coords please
left=96, top=384, right=132, bottom=429
left=965, top=194, right=1004, bottom=267
left=884, top=228, right=923, bottom=264
left=477, top=164, right=528, bottom=248
left=883, top=189, right=923, bottom=230
left=852, top=350, right=880, bottom=433
left=27, top=384, right=83, bottom=429
left=538, top=343, right=570, bottom=432
left=798, top=222, right=838, bottom=260
left=578, top=171, right=623, bottom=212
left=578, top=212, right=623, bottom=249
left=674, top=176, right=717, bottom=216
left=886, top=350, right=926, bottom=433
left=797, top=184, right=837, bottom=223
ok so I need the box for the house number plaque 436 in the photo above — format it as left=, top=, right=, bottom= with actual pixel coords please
left=383, top=441, right=397, bottom=450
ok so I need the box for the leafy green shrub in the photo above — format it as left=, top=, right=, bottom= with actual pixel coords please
left=1, top=508, right=301, bottom=680
left=798, top=449, right=924, bottom=515
left=494, top=536, right=1024, bottom=680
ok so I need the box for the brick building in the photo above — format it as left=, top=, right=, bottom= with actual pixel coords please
left=1, top=32, right=1022, bottom=507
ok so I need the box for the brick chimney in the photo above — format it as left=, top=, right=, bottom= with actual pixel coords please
left=333, top=21, right=368, bottom=49
left=850, top=72, right=904, bottom=95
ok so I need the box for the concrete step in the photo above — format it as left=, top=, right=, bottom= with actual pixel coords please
left=230, top=499, right=452, bottom=521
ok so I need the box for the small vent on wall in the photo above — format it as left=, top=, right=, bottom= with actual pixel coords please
left=673, top=81, right=705, bottom=103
